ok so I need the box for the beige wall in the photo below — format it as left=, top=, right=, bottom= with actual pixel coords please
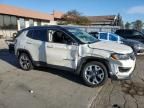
left=25, top=20, right=30, bottom=28
left=41, top=21, right=57, bottom=26
left=0, top=19, right=58, bottom=38
left=34, top=21, right=37, bottom=26
left=17, top=18, right=58, bottom=30
left=0, top=30, right=17, bottom=39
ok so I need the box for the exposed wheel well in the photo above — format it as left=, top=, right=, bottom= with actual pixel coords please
left=78, top=58, right=111, bottom=77
left=17, top=49, right=33, bottom=61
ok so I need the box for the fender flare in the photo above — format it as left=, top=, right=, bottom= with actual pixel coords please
left=75, top=56, right=111, bottom=76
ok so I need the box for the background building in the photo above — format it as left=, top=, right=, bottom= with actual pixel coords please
left=0, top=4, right=63, bottom=38
left=0, top=4, right=120, bottom=38
left=87, top=15, right=119, bottom=26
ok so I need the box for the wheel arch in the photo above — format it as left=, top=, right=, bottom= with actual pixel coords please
left=16, top=49, right=33, bottom=61
left=76, top=56, right=111, bottom=77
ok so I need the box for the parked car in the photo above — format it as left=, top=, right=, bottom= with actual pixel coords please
left=89, top=32, right=98, bottom=39
left=90, top=32, right=144, bottom=55
left=115, top=29, right=144, bottom=43
left=14, top=26, right=136, bottom=87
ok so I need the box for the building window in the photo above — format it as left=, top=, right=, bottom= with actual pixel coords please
left=11, top=16, right=17, bottom=29
left=19, top=18, right=25, bottom=30
left=0, top=15, right=3, bottom=29
left=37, top=20, right=41, bottom=26
left=29, top=19, right=34, bottom=27
left=3, top=15, right=11, bottom=29
left=0, top=14, right=17, bottom=30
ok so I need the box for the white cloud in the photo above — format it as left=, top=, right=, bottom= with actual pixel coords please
left=127, top=6, right=144, bottom=14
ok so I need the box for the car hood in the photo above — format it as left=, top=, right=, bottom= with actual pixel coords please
left=88, top=41, right=133, bottom=54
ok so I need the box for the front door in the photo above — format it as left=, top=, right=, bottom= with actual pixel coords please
left=46, top=29, right=79, bottom=69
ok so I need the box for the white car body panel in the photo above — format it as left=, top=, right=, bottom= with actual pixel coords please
left=14, top=27, right=136, bottom=80
left=89, top=41, right=133, bottom=54
left=46, top=42, right=79, bottom=69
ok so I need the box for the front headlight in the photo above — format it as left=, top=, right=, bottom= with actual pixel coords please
left=111, top=53, right=129, bottom=60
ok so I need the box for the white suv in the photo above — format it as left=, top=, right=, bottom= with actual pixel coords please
left=14, top=26, right=136, bottom=87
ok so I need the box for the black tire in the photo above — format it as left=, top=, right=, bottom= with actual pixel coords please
left=18, top=53, right=33, bottom=71
left=81, top=61, right=108, bottom=87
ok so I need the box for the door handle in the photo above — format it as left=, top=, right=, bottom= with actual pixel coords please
left=47, top=45, right=53, bottom=48
left=26, top=42, right=32, bottom=44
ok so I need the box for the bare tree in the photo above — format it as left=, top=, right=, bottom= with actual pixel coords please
left=132, top=20, right=143, bottom=31
left=60, top=10, right=90, bottom=25
left=125, top=22, right=131, bottom=29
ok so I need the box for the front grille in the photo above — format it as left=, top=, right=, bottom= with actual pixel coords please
left=128, top=52, right=135, bottom=60
left=119, top=67, right=131, bottom=72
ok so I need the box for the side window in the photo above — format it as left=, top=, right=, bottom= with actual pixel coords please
left=27, top=29, right=48, bottom=41
left=99, top=33, right=108, bottom=40
left=125, top=31, right=133, bottom=38
left=109, top=34, right=118, bottom=41
left=27, top=30, right=33, bottom=38
left=48, top=30, right=74, bottom=44
left=33, top=29, right=48, bottom=41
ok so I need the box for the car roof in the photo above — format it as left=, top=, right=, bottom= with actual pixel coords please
left=20, top=25, right=84, bottom=44
left=116, top=29, right=137, bottom=31
left=21, top=25, right=82, bottom=32
left=89, top=31, right=98, bottom=34
left=98, top=32, right=111, bottom=34
left=24, top=25, right=63, bottom=30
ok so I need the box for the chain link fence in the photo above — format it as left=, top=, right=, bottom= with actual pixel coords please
left=63, top=25, right=120, bottom=33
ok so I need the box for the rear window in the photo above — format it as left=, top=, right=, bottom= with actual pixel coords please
left=125, top=30, right=133, bottom=36
left=116, top=30, right=144, bottom=39
left=116, top=30, right=133, bottom=38
left=115, top=30, right=125, bottom=35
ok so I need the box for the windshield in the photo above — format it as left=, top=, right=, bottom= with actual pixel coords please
left=66, top=28, right=98, bottom=44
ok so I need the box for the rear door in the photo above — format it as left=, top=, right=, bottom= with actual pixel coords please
left=25, top=29, right=48, bottom=62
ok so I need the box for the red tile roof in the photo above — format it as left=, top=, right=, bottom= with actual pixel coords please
left=0, top=4, right=54, bottom=21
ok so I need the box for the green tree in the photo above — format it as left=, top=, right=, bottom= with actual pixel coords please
left=61, top=10, right=90, bottom=25
left=132, top=20, right=143, bottom=31
left=125, top=22, right=131, bottom=29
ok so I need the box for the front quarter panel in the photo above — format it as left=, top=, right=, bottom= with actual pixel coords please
left=92, top=48, right=111, bottom=59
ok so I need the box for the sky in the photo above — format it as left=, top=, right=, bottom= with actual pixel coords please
left=0, top=0, right=144, bottom=23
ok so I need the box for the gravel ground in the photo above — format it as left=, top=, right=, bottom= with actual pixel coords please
left=0, top=39, right=103, bottom=108
left=1, top=39, right=144, bottom=108
left=90, top=56, right=144, bottom=108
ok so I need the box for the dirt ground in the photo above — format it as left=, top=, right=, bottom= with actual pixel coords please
left=90, top=56, right=144, bottom=108
left=0, top=39, right=103, bottom=108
